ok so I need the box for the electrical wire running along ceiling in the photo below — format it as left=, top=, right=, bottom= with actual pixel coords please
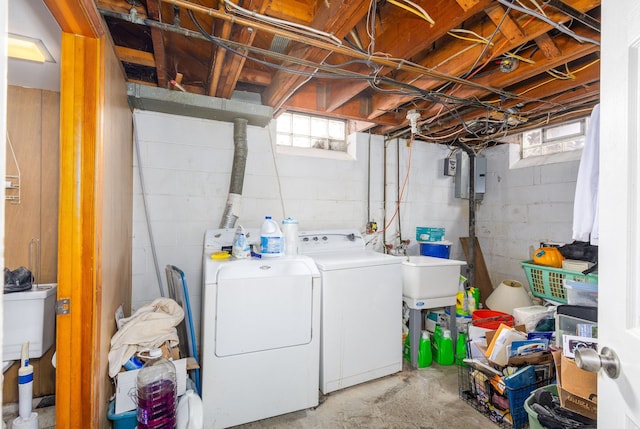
left=96, top=0, right=601, bottom=142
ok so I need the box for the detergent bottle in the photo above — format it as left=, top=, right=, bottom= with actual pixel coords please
left=432, top=324, right=442, bottom=362
left=260, top=216, right=284, bottom=257
left=418, top=331, right=432, bottom=368
left=437, top=329, right=454, bottom=366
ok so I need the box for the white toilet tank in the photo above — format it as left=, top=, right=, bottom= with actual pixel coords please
left=3, top=284, right=57, bottom=360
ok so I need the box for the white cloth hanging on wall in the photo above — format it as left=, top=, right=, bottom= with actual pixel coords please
left=572, top=103, right=600, bottom=245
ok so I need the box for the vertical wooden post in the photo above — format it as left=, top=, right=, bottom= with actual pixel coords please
left=57, top=32, right=104, bottom=428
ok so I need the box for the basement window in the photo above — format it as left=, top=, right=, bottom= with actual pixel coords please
left=276, top=112, right=347, bottom=151
left=521, top=118, right=588, bottom=159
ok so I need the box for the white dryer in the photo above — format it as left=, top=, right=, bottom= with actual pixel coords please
left=299, top=229, right=403, bottom=394
left=201, top=229, right=320, bottom=429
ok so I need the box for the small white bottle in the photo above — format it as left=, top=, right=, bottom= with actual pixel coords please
left=232, top=232, right=251, bottom=258
left=281, top=217, right=299, bottom=256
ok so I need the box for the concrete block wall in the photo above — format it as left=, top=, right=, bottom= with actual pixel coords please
left=382, top=138, right=468, bottom=260
left=132, top=109, right=582, bottom=345
left=132, top=111, right=377, bottom=339
left=477, top=144, right=580, bottom=292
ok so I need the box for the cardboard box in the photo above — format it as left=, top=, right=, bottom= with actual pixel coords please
left=555, top=353, right=597, bottom=420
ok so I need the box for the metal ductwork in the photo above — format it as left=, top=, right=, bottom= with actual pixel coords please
left=220, top=118, right=249, bottom=228
left=126, top=83, right=273, bottom=127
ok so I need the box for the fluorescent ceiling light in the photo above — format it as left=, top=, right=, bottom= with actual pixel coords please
left=8, top=33, right=55, bottom=63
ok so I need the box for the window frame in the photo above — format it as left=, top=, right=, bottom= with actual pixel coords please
left=276, top=111, right=348, bottom=152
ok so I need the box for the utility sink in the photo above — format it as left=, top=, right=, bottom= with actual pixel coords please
left=3, top=284, right=57, bottom=361
left=402, top=256, right=466, bottom=308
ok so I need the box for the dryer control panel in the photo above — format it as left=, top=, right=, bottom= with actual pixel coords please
left=298, top=229, right=365, bottom=254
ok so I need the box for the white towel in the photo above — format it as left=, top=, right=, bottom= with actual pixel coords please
left=108, top=297, right=184, bottom=378
left=572, top=104, right=600, bottom=245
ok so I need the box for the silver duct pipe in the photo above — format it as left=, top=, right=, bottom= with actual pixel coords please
left=220, top=118, right=249, bottom=228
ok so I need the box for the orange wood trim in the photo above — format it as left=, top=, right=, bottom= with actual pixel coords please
left=56, top=32, right=103, bottom=429
left=44, top=0, right=104, bottom=38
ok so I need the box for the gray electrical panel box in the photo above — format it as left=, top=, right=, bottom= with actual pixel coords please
left=443, top=157, right=457, bottom=176
left=454, top=152, right=486, bottom=200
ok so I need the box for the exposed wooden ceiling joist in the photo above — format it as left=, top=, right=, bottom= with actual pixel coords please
left=95, top=0, right=601, bottom=142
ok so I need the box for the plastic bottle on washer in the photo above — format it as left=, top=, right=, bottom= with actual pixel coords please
left=260, top=216, right=284, bottom=257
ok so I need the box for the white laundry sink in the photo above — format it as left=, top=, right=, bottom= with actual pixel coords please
left=402, top=256, right=466, bottom=302
left=3, top=284, right=57, bottom=361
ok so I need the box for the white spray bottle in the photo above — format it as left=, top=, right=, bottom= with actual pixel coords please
left=12, top=342, right=39, bottom=429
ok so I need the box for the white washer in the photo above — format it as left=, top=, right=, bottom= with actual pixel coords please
left=201, top=229, right=320, bottom=429
left=299, top=229, right=403, bottom=394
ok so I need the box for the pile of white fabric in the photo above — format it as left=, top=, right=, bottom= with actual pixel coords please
left=108, top=297, right=184, bottom=378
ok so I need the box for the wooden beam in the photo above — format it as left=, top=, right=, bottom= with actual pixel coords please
left=323, top=0, right=495, bottom=113
left=366, top=0, right=600, bottom=120
left=114, top=46, right=155, bottom=67
left=282, top=82, right=400, bottom=126
left=57, top=32, right=103, bottom=428
left=208, top=4, right=233, bottom=96
left=44, top=0, right=104, bottom=37
left=534, top=33, right=562, bottom=59
left=262, top=1, right=370, bottom=110
left=485, top=4, right=525, bottom=43
left=417, top=62, right=600, bottom=136
left=455, top=0, right=481, bottom=12
left=146, top=0, right=168, bottom=88
left=401, top=27, right=600, bottom=126
left=216, top=0, right=271, bottom=99
left=238, top=68, right=272, bottom=86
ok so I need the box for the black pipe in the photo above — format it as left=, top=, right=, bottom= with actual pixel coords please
left=456, top=140, right=477, bottom=294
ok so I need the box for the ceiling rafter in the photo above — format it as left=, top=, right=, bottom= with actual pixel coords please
left=319, top=0, right=495, bottom=113
left=146, top=0, right=168, bottom=88
left=97, top=0, right=601, bottom=140
left=364, top=0, right=600, bottom=121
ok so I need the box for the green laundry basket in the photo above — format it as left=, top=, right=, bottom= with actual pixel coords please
left=524, top=384, right=558, bottom=429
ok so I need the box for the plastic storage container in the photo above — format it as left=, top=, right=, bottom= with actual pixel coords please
left=419, top=241, right=452, bottom=259
left=565, top=280, right=598, bottom=306
left=136, top=348, right=177, bottom=429
left=521, top=260, right=598, bottom=304
left=260, top=216, right=284, bottom=257
left=555, top=305, right=598, bottom=347
left=107, top=400, right=137, bottom=429
left=3, top=284, right=57, bottom=360
left=471, top=309, right=514, bottom=330
left=415, top=227, right=445, bottom=242
left=524, top=384, right=558, bottom=429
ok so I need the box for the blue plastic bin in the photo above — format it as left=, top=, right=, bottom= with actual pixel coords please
left=420, top=242, right=451, bottom=259
left=107, top=400, right=137, bottom=429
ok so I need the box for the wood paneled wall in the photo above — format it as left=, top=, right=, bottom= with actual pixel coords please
left=97, top=35, right=134, bottom=428
left=5, top=86, right=59, bottom=283
left=4, top=86, right=60, bottom=403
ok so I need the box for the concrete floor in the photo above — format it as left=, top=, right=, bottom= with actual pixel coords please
left=0, top=363, right=504, bottom=429
left=3, top=396, right=56, bottom=429
left=236, top=362, right=501, bottom=429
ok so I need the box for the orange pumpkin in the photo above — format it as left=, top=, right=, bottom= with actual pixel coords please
left=533, top=247, right=564, bottom=268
